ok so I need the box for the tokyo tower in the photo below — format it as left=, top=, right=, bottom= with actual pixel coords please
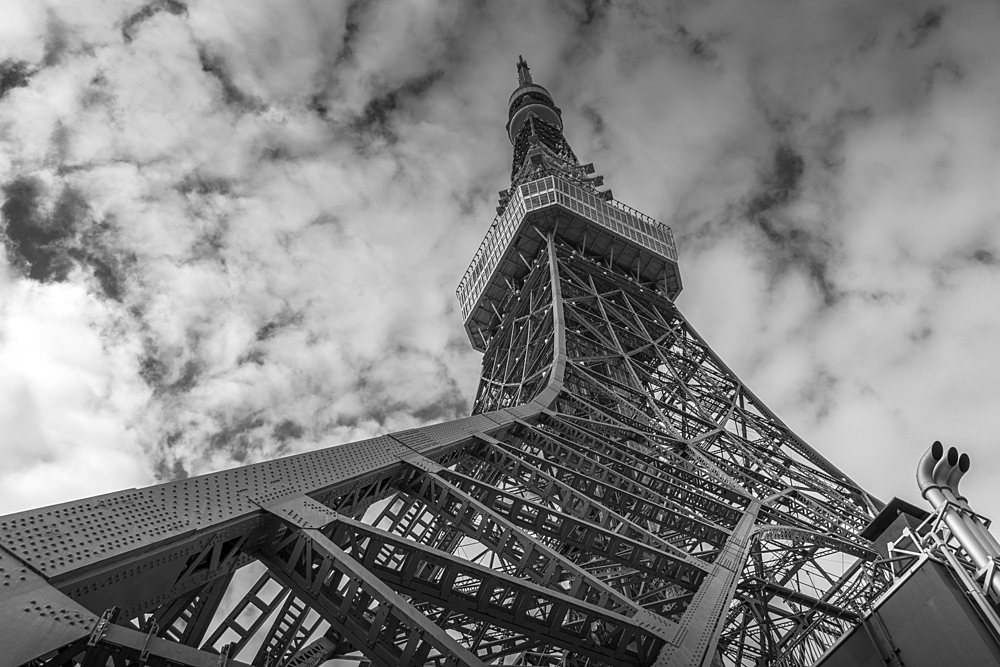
left=0, top=58, right=890, bottom=667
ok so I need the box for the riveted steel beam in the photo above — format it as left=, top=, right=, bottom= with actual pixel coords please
left=154, top=572, right=233, bottom=647
left=402, top=461, right=705, bottom=598
left=259, top=519, right=486, bottom=667
left=324, top=515, right=667, bottom=667
left=506, top=422, right=735, bottom=538
left=396, top=452, right=685, bottom=627
left=465, top=435, right=714, bottom=570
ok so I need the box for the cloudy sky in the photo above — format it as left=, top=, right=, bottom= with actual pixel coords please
left=1, top=0, right=999, bottom=527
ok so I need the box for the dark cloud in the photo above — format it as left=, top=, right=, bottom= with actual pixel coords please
left=350, top=70, right=444, bottom=143
left=923, top=59, right=963, bottom=92
left=209, top=414, right=266, bottom=463
left=911, top=8, right=945, bottom=47
left=80, top=72, right=115, bottom=110
left=676, top=26, right=717, bottom=62
left=769, top=144, right=805, bottom=194
left=198, top=46, right=264, bottom=112
left=256, top=310, right=304, bottom=341
left=411, top=393, right=469, bottom=422
left=746, top=144, right=804, bottom=217
left=450, top=184, right=489, bottom=218
left=154, top=457, right=189, bottom=481
left=49, top=123, right=72, bottom=166
left=578, top=0, right=611, bottom=27
left=69, top=248, right=127, bottom=301
left=323, top=347, right=471, bottom=430
left=800, top=368, right=838, bottom=421
left=85, top=254, right=121, bottom=299
left=582, top=104, right=605, bottom=137
left=305, top=1, right=376, bottom=120
left=1, top=178, right=45, bottom=242
left=152, top=431, right=188, bottom=481
left=0, top=60, right=34, bottom=100
left=171, top=459, right=189, bottom=479
left=307, top=93, right=329, bottom=119
left=178, top=173, right=233, bottom=196
left=121, top=0, right=188, bottom=44
left=2, top=179, right=78, bottom=283
left=909, top=325, right=933, bottom=343
left=750, top=216, right=837, bottom=306
left=139, top=350, right=168, bottom=388
left=42, top=11, right=71, bottom=67
left=139, top=348, right=201, bottom=394
left=336, top=0, right=372, bottom=65
left=743, top=145, right=838, bottom=305
left=168, top=359, right=202, bottom=394
left=971, top=249, right=1000, bottom=266
left=272, top=419, right=304, bottom=442
left=238, top=348, right=266, bottom=366
left=2, top=178, right=130, bottom=298
left=811, top=107, right=873, bottom=173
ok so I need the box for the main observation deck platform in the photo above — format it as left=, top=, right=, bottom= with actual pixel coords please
left=457, top=175, right=682, bottom=351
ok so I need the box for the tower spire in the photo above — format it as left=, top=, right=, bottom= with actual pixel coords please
left=506, top=57, right=562, bottom=146
left=505, top=59, right=587, bottom=185
left=516, top=55, right=532, bottom=85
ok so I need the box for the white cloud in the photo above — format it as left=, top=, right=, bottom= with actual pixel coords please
left=0, top=0, right=998, bottom=533
left=0, top=273, right=149, bottom=513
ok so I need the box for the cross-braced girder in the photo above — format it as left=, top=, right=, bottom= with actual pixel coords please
left=3, top=235, right=888, bottom=667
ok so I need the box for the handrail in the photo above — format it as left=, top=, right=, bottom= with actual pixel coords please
left=457, top=175, right=677, bottom=322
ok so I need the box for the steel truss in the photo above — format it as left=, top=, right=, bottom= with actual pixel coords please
left=2, top=65, right=890, bottom=667
left=1, top=234, right=889, bottom=667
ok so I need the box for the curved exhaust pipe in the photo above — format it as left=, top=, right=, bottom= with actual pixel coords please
left=937, top=450, right=998, bottom=557
left=916, top=441, right=944, bottom=498
left=915, top=442, right=992, bottom=567
left=947, top=453, right=970, bottom=500
left=932, top=446, right=959, bottom=489
left=944, top=452, right=1000, bottom=557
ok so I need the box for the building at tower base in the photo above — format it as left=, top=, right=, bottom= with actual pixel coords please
left=818, top=556, right=1000, bottom=667
left=819, top=446, right=1000, bottom=667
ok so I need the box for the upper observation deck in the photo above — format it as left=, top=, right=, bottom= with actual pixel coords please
left=457, top=175, right=682, bottom=351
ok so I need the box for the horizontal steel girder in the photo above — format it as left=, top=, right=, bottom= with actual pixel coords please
left=0, top=411, right=529, bottom=662
left=259, top=518, right=487, bottom=667
left=396, top=453, right=684, bottom=625
left=24, top=607, right=254, bottom=667
left=406, top=462, right=705, bottom=594
left=256, top=494, right=669, bottom=667
left=325, top=514, right=668, bottom=666
left=466, top=435, right=712, bottom=572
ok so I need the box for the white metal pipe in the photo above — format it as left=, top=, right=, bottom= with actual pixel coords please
left=939, top=452, right=998, bottom=558
left=930, top=445, right=957, bottom=489
left=949, top=451, right=1000, bottom=557
left=916, top=442, right=1000, bottom=599
left=946, top=452, right=969, bottom=494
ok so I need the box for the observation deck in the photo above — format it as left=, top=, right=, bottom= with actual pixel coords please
left=457, top=175, right=682, bottom=351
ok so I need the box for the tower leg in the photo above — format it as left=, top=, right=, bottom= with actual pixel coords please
left=653, top=503, right=760, bottom=667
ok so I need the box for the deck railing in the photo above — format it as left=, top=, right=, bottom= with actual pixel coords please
left=457, top=175, right=676, bottom=321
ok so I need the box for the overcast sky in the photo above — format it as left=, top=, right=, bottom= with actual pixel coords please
left=1, top=1, right=999, bottom=528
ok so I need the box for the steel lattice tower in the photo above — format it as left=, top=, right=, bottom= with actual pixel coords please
left=1, top=59, right=891, bottom=667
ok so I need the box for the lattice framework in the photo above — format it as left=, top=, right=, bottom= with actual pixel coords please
left=0, top=62, right=892, bottom=667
